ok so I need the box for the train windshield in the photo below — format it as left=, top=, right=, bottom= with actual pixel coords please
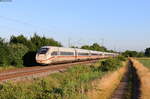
left=38, top=48, right=49, bottom=54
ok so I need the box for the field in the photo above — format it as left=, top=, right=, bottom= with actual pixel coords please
left=137, top=58, right=150, bottom=68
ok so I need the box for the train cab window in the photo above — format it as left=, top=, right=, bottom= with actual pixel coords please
left=60, top=51, right=74, bottom=56
left=51, top=51, right=58, bottom=56
left=38, top=48, right=49, bottom=54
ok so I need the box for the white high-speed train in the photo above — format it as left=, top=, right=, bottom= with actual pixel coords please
left=36, top=46, right=118, bottom=64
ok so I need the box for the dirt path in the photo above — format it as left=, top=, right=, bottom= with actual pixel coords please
left=129, top=58, right=150, bottom=99
left=88, top=59, right=143, bottom=99
left=87, top=65, right=127, bottom=99
left=111, top=71, right=129, bottom=99
left=111, top=60, right=141, bottom=99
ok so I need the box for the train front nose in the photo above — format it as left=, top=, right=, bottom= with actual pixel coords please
left=36, top=54, right=51, bottom=64
left=36, top=47, right=50, bottom=64
left=36, top=54, right=45, bottom=63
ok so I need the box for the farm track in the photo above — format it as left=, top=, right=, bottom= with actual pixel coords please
left=111, top=70, right=129, bottom=99
left=0, top=60, right=98, bottom=83
left=111, top=59, right=141, bottom=99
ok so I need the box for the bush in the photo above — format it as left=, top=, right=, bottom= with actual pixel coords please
left=99, top=58, right=122, bottom=72
left=117, top=55, right=126, bottom=61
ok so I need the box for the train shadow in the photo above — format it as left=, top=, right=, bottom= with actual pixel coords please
left=22, top=51, right=40, bottom=67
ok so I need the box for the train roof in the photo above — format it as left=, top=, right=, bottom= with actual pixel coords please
left=40, top=46, right=117, bottom=54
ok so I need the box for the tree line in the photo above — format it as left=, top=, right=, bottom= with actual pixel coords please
left=72, top=43, right=115, bottom=52
left=0, top=34, right=113, bottom=67
left=0, top=34, right=62, bottom=67
left=122, top=48, right=150, bottom=57
left=0, top=34, right=150, bottom=67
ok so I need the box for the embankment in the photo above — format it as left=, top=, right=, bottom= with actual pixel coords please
left=87, top=63, right=127, bottom=99
left=130, top=58, right=150, bottom=99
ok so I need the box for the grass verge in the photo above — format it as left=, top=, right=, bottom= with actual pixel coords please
left=87, top=62, right=127, bottom=99
left=130, top=58, right=150, bottom=99
left=0, top=57, right=124, bottom=99
left=0, top=66, right=16, bottom=72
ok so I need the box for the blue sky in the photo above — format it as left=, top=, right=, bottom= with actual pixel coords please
left=0, top=0, right=150, bottom=51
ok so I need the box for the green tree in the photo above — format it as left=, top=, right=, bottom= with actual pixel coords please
left=122, top=50, right=138, bottom=57
left=145, top=48, right=150, bottom=57
left=9, top=44, right=29, bottom=67
left=81, top=43, right=107, bottom=52
left=0, top=38, right=11, bottom=66
left=90, top=43, right=107, bottom=51
left=0, top=34, right=64, bottom=67
left=30, top=34, right=62, bottom=51
left=81, top=45, right=91, bottom=50
left=9, top=35, right=34, bottom=51
left=10, top=35, right=28, bottom=45
left=137, top=52, right=145, bottom=57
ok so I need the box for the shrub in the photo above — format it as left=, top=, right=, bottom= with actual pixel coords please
left=117, top=55, right=126, bottom=61
left=99, top=58, right=122, bottom=72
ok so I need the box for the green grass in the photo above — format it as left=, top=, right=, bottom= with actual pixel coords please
left=0, top=66, right=16, bottom=71
left=0, top=65, right=103, bottom=99
left=0, top=57, right=124, bottom=99
left=138, top=58, right=150, bottom=68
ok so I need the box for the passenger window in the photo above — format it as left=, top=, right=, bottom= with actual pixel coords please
left=78, top=53, right=89, bottom=56
left=60, top=51, right=74, bottom=56
left=51, top=51, right=58, bottom=56
left=91, top=53, right=98, bottom=56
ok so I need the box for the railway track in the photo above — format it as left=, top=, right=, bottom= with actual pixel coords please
left=0, top=60, right=98, bottom=83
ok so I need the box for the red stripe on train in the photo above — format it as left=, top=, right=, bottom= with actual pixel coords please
left=37, top=55, right=101, bottom=62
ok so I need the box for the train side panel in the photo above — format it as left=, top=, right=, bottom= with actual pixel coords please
left=76, top=49, right=90, bottom=61
left=53, top=47, right=76, bottom=63
left=48, top=47, right=59, bottom=63
left=36, top=46, right=118, bottom=65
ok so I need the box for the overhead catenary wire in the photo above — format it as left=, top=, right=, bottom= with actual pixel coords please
left=0, top=15, right=58, bottom=34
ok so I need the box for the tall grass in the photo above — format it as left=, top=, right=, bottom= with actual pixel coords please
left=0, top=66, right=16, bottom=71
left=130, top=58, right=150, bottom=99
left=0, top=57, right=124, bottom=99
